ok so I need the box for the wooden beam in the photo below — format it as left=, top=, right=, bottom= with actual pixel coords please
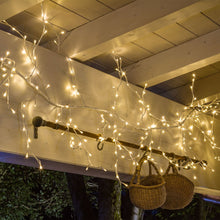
left=44, top=0, right=220, bottom=61
left=195, top=187, right=220, bottom=197
left=0, top=29, right=183, bottom=177
left=0, top=29, right=219, bottom=192
left=125, top=29, right=220, bottom=87
left=0, top=0, right=43, bottom=21
left=0, top=152, right=131, bottom=182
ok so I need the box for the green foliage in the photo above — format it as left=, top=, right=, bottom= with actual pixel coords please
left=1, top=162, right=219, bottom=220
left=112, top=181, right=122, bottom=220
left=84, top=176, right=122, bottom=219
left=0, top=162, right=73, bottom=219
left=84, top=176, right=98, bottom=210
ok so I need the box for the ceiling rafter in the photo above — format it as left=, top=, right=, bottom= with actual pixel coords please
left=124, top=29, right=220, bottom=87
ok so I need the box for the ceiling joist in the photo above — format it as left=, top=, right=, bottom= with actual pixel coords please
left=125, top=29, right=220, bottom=87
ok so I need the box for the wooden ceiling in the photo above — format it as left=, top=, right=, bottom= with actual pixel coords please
left=0, top=0, right=219, bottom=106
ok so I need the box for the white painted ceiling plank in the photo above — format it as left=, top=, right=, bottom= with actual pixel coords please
left=203, top=4, right=220, bottom=25
left=52, top=0, right=112, bottom=20
left=133, top=32, right=173, bottom=54
left=160, top=73, right=220, bottom=105
left=154, top=64, right=219, bottom=90
left=179, top=13, right=219, bottom=36
left=27, top=1, right=88, bottom=31
left=98, top=0, right=135, bottom=10
left=155, top=23, right=196, bottom=45
left=0, top=0, right=43, bottom=21
left=7, top=11, right=63, bottom=43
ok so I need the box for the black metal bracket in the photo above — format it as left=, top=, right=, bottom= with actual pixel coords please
left=32, top=116, right=46, bottom=138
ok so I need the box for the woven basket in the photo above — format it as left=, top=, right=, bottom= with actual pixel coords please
left=161, top=163, right=194, bottom=210
left=129, top=156, right=166, bottom=210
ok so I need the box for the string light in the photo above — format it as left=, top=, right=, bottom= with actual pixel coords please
left=0, top=13, right=218, bottom=181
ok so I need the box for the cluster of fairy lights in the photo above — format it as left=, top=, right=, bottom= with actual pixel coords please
left=0, top=10, right=219, bottom=183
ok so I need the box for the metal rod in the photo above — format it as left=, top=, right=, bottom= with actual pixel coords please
left=32, top=116, right=207, bottom=165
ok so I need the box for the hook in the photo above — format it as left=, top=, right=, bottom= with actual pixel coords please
left=97, top=141, right=104, bottom=151
left=169, top=152, right=175, bottom=160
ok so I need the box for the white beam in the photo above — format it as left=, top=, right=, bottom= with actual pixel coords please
left=0, top=30, right=220, bottom=191
left=0, top=29, right=183, bottom=177
left=195, top=187, right=220, bottom=197
left=0, top=152, right=131, bottom=181
left=125, top=29, right=220, bottom=87
left=44, top=0, right=220, bottom=61
left=0, top=0, right=42, bottom=21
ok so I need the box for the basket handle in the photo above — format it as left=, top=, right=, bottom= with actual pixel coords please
left=130, top=153, right=161, bottom=185
left=165, top=163, right=178, bottom=175
left=148, top=160, right=161, bottom=176
left=130, top=152, right=147, bottom=185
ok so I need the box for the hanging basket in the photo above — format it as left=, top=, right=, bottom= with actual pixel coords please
left=129, top=156, right=166, bottom=210
left=161, top=163, right=194, bottom=210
